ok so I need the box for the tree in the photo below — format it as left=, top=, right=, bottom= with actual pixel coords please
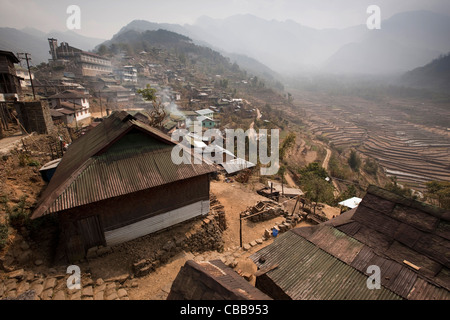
left=425, top=181, right=450, bottom=209
left=279, top=132, right=296, bottom=160
left=337, top=185, right=358, bottom=203
left=287, top=93, right=294, bottom=103
left=348, top=150, right=361, bottom=172
left=384, top=177, right=417, bottom=200
left=136, top=84, right=166, bottom=128
left=97, top=44, right=108, bottom=56
left=301, top=172, right=335, bottom=214
left=299, top=162, right=328, bottom=180
left=363, top=157, right=379, bottom=176
left=298, top=163, right=334, bottom=213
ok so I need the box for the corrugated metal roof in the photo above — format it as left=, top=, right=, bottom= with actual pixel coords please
left=408, top=278, right=450, bottom=300
left=221, top=158, right=255, bottom=174
left=250, top=232, right=402, bottom=300
left=250, top=185, right=450, bottom=300
left=32, top=111, right=218, bottom=218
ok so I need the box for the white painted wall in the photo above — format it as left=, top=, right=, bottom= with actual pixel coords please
left=104, top=200, right=210, bottom=247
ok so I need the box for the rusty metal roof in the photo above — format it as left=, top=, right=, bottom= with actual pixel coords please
left=251, top=232, right=402, bottom=300
left=168, top=260, right=272, bottom=300
left=32, top=111, right=217, bottom=219
left=250, top=186, right=450, bottom=300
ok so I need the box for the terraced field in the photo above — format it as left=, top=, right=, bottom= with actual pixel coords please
left=292, top=92, right=450, bottom=192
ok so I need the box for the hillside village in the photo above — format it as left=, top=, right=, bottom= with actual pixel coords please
left=0, top=30, right=449, bottom=302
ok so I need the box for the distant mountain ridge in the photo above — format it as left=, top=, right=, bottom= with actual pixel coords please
left=2, top=10, right=450, bottom=76
left=114, top=11, right=450, bottom=75
left=401, top=53, right=450, bottom=92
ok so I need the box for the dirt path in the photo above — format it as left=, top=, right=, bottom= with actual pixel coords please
left=284, top=172, right=297, bottom=188
left=322, top=147, right=332, bottom=170
left=321, top=147, right=340, bottom=195
left=256, top=108, right=261, bottom=120
left=0, top=132, right=27, bottom=156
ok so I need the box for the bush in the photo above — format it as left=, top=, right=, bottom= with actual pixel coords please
left=27, top=159, right=40, bottom=167
left=17, top=153, right=40, bottom=167
left=0, top=223, right=8, bottom=249
left=364, top=158, right=379, bottom=176
left=7, top=196, right=30, bottom=230
left=348, top=150, right=361, bottom=171
left=329, top=155, right=351, bottom=180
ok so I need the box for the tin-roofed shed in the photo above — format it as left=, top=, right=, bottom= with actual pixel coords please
left=32, top=111, right=218, bottom=262
left=250, top=185, right=450, bottom=300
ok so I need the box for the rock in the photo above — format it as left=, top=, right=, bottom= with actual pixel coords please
left=3, top=290, right=36, bottom=301
left=105, top=292, right=119, bottom=300
left=95, top=278, right=104, bottom=286
left=162, top=241, right=176, bottom=253
left=20, top=241, right=30, bottom=251
left=17, top=250, right=32, bottom=264
left=16, top=281, right=30, bottom=296
left=6, top=290, right=17, bottom=299
left=117, top=288, right=128, bottom=299
left=1, top=256, right=15, bottom=272
left=24, top=271, right=35, bottom=282
left=255, top=239, right=263, bottom=244
left=44, top=278, right=57, bottom=291
left=133, top=259, right=147, bottom=270
left=225, top=258, right=237, bottom=268
left=5, top=280, right=17, bottom=295
left=30, top=283, right=44, bottom=297
left=243, top=244, right=251, bottom=251
left=82, top=286, right=94, bottom=297
left=130, top=279, right=138, bottom=288
left=82, top=277, right=94, bottom=287
left=96, top=246, right=112, bottom=256
left=40, top=289, right=53, bottom=300
left=94, top=283, right=106, bottom=295
left=242, top=272, right=253, bottom=282
left=105, top=282, right=116, bottom=292
left=34, top=259, right=44, bottom=266
left=70, top=290, right=81, bottom=300
left=107, top=274, right=129, bottom=284
left=136, top=265, right=152, bottom=278
left=86, top=247, right=98, bottom=259
left=250, top=241, right=257, bottom=247
left=48, top=268, right=57, bottom=275
left=53, top=290, right=66, bottom=300
left=7, top=269, right=25, bottom=280
left=94, top=291, right=104, bottom=300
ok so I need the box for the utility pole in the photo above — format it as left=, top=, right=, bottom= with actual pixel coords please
left=17, top=53, right=36, bottom=100
left=99, top=90, right=103, bottom=118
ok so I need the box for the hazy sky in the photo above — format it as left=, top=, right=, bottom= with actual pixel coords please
left=1, top=0, right=450, bottom=39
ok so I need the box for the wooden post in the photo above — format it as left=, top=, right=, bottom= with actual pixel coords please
left=239, top=217, right=243, bottom=248
left=291, top=195, right=300, bottom=215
